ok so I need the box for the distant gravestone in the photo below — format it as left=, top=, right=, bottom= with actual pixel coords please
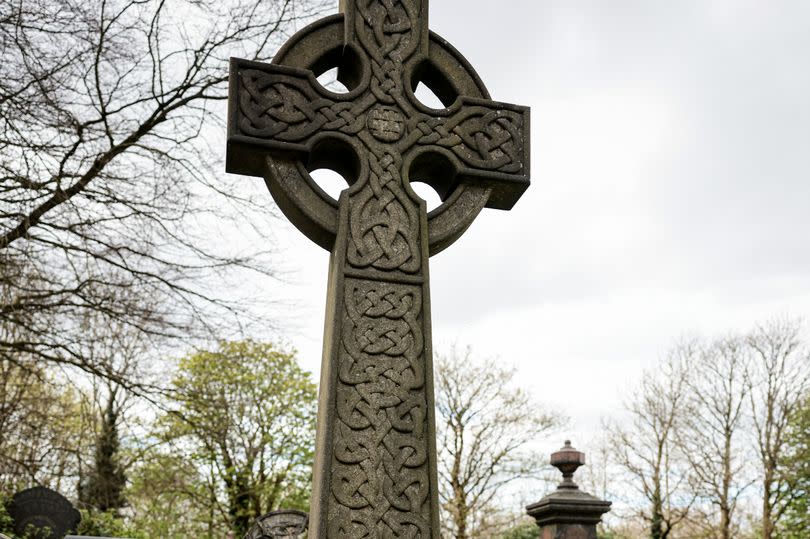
left=8, top=487, right=81, bottom=539
left=244, top=510, right=308, bottom=539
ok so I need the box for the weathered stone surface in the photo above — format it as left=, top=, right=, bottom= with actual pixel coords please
left=526, top=441, right=611, bottom=539
left=8, top=486, right=81, bottom=539
left=227, top=1, right=530, bottom=536
left=245, top=510, right=309, bottom=539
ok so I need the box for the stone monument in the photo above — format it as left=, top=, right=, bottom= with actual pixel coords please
left=245, top=510, right=309, bottom=539
left=526, top=441, right=612, bottom=539
left=7, top=486, right=81, bottom=539
left=227, top=1, right=529, bottom=536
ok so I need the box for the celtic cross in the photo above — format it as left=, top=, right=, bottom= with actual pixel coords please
left=227, top=1, right=529, bottom=537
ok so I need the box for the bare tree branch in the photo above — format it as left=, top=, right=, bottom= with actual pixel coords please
left=0, top=0, right=330, bottom=388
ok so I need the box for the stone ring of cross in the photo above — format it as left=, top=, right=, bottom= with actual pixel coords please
left=227, top=7, right=530, bottom=256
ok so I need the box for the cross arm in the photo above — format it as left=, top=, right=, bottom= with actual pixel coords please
left=404, top=97, right=530, bottom=210
left=226, top=58, right=365, bottom=178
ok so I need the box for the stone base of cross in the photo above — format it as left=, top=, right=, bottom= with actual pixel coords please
left=227, top=1, right=530, bottom=536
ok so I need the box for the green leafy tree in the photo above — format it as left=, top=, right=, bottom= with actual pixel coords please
left=160, top=340, right=317, bottom=537
left=127, top=451, right=217, bottom=538
left=0, top=359, right=90, bottom=493
left=79, top=388, right=127, bottom=513
left=777, top=393, right=810, bottom=538
left=75, top=508, right=144, bottom=539
left=501, top=522, right=539, bottom=539
left=0, top=492, right=14, bottom=536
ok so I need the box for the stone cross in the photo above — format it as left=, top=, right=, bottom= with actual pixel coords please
left=227, top=1, right=529, bottom=536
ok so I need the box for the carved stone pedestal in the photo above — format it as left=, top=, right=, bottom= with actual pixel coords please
left=526, top=441, right=611, bottom=539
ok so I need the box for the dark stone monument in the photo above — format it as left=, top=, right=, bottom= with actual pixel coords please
left=245, top=510, right=309, bottom=539
left=227, top=1, right=529, bottom=536
left=526, top=441, right=612, bottom=539
left=7, top=486, right=81, bottom=539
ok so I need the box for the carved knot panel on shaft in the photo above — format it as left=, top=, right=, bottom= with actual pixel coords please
left=227, top=1, right=530, bottom=537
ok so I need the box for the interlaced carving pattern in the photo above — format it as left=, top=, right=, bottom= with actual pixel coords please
left=236, top=0, right=524, bottom=276
left=233, top=2, right=526, bottom=535
left=332, top=279, right=427, bottom=538
left=237, top=74, right=524, bottom=179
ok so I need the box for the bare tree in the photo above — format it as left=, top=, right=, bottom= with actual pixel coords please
left=678, top=336, right=753, bottom=539
left=0, top=0, right=328, bottom=387
left=435, top=346, right=561, bottom=539
left=606, top=341, right=697, bottom=539
left=577, top=435, right=616, bottom=503
left=745, top=318, right=810, bottom=539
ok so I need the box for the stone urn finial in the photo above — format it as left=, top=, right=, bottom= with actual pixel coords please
left=525, top=440, right=611, bottom=538
left=551, top=440, right=586, bottom=489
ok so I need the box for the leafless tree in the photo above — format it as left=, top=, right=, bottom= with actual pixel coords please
left=606, top=341, right=697, bottom=539
left=0, top=0, right=328, bottom=388
left=678, top=336, right=753, bottom=539
left=577, top=435, right=616, bottom=503
left=435, top=346, right=561, bottom=539
left=744, top=318, right=810, bottom=539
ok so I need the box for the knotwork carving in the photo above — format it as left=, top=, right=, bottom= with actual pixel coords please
left=353, top=0, right=422, bottom=105
left=410, top=108, right=525, bottom=173
left=348, top=148, right=421, bottom=274
left=238, top=70, right=366, bottom=141
left=237, top=67, right=525, bottom=175
left=227, top=2, right=531, bottom=535
left=330, top=278, right=429, bottom=538
left=232, top=15, right=526, bottom=275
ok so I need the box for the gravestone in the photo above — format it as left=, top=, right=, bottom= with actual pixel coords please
left=227, top=1, right=530, bottom=536
left=7, top=486, right=81, bottom=538
left=526, top=441, right=611, bottom=539
left=245, top=510, right=309, bottom=539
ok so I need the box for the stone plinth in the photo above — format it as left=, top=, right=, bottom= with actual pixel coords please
left=526, top=441, right=611, bottom=539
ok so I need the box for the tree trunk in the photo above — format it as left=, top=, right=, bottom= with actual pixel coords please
left=720, top=505, right=730, bottom=539
left=651, top=479, right=663, bottom=539
left=762, top=472, right=773, bottom=539
left=450, top=417, right=468, bottom=539
left=229, top=470, right=252, bottom=537
left=720, top=426, right=732, bottom=539
left=453, top=478, right=468, bottom=539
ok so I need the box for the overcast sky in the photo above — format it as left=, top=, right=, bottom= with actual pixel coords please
left=240, top=0, right=810, bottom=451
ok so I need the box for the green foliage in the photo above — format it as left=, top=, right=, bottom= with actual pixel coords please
left=127, top=450, right=221, bottom=538
left=79, top=390, right=127, bottom=513
left=149, top=340, right=317, bottom=537
left=0, top=361, right=88, bottom=492
left=0, top=492, right=14, bottom=536
left=501, top=521, right=539, bottom=539
left=75, top=509, right=144, bottom=539
left=777, top=392, right=810, bottom=538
